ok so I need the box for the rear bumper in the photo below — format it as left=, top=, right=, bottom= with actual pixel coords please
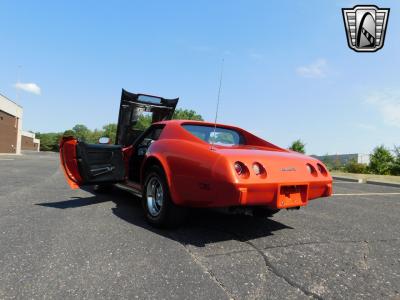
left=213, top=180, right=332, bottom=209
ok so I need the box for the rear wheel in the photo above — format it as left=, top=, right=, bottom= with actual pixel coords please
left=142, top=166, right=187, bottom=227
left=252, top=207, right=279, bottom=218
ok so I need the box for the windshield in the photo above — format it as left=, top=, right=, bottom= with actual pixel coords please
left=182, top=124, right=245, bottom=146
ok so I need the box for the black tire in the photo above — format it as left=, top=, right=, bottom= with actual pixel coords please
left=252, top=207, right=279, bottom=218
left=142, top=165, right=187, bottom=228
left=93, top=184, right=114, bottom=193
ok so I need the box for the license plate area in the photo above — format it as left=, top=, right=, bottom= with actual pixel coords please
left=277, top=184, right=308, bottom=208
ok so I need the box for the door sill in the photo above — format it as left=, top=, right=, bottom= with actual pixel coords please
left=115, top=181, right=142, bottom=198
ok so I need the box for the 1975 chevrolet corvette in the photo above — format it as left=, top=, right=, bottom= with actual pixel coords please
left=60, top=89, right=332, bottom=227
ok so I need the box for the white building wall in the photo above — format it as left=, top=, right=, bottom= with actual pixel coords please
left=21, top=130, right=35, bottom=139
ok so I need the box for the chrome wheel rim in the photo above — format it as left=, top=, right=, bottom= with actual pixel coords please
left=146, top=177, right=164, bottom=217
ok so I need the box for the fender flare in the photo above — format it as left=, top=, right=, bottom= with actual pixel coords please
left=141, top=154, right=181, bottom=205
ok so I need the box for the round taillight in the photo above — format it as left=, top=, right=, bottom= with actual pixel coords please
left=306, top=163, right=317, bottom=177
left=252, top=162, right=264, bottom=175
left=234, top=162, right=244, bottom=175
left=317, top=163, right=328, bottom=176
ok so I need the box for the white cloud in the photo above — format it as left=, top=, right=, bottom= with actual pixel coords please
left=296, top=59, right=327, bottom=78
left=14, top=82, right=41, bottom=95
left=366, top=90, right=400, bottom=127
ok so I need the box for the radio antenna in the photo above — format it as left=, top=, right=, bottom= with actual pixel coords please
left=16, top=65, right=21, bottom=103
left=211, top=58, right=224, bottom=150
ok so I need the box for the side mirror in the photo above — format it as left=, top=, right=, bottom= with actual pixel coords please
left=98, top=137, right=111, bottom=144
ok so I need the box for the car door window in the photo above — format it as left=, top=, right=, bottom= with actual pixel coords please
left=136, top=127, right=164, bottom=155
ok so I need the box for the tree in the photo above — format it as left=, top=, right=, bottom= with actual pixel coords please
left=72, top=124, right=90, bottom=142
left=391, top=145, right=400, bottom=175
left=173, top=109, right=203, bottom=121
left=102, top=123, right=117, bottom=142
left=88, top=129, right=104, bottom=144
left=35, top=107, right=203, bottom=151
left=132, top=108, right=204, bottom=131
left=134, top=115, right=152, bottom=130
left=36, top=132, right=62, bottom=151
left=63, top=130, right=75, bottom=137
left=289, top=139, right=306, bottom=154
left=368, top=145, right=394, bottom=175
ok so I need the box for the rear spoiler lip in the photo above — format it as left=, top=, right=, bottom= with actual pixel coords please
left=121, top=89, right=179, bottom=106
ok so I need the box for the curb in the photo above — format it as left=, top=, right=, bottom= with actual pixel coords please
left=365, top=180, right=400, bottom=188
left=332, top=176, right=362, bottom=183
left=333, top=176, right=400, bottom=188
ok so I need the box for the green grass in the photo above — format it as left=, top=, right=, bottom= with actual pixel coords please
left=331, top=171, right=400, bottom=184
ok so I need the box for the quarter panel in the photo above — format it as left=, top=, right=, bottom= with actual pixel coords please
left=148, top=139, right=220, bottom=206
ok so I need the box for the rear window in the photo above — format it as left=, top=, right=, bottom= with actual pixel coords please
left=182, top=124, right=245, bottom=146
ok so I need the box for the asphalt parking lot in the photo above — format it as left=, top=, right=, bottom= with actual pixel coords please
left=0, top=152, right=399, bottom=299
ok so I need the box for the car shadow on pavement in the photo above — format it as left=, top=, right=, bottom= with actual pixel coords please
left=109, top=190, right=293, bottom=247
left=36, top=195, right=111, bottom=209
left=36, top=187, right=292, bottom=247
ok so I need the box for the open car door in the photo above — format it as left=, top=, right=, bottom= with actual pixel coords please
left=116, top=89, right=179, bottom=147
left=60, top=137, right=126, bottom=189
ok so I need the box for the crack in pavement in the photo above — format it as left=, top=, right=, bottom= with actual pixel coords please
left=259, top=237, right=400, bottom=251
left=192, top=234, right=400, bottom=298
left=242, top=238, right=323, bottom=300
left=204, top=237, right=399, bottom=259
left=361, top=240, right=370, bottom=271
left=200, top=226, right=323, bottom=300
left=168, top=231, right=235, bottom=300
left=204, top=249, right=257, bottom=258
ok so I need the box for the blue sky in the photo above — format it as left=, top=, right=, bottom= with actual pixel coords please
left=1, top=1, right=399, bottom=155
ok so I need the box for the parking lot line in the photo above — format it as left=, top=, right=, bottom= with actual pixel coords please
left=0, top=158, right=14, bottom=161
left=333, top=192, right=400, bottom=196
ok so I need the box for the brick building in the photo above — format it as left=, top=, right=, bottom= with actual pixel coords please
left=21, top=131, right=40, bottom=152
left=0, top=94, right=23, bottom=154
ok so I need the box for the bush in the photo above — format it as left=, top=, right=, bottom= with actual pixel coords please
left=391, top=146, right=400, bottom=175
left=344, top=159, right=368, bottom=174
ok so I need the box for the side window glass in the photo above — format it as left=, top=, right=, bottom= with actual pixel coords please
left=137, top=126, right=164, bottom=155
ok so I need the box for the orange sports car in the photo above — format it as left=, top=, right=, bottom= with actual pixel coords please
left=60, top=89, right=332, bottom=227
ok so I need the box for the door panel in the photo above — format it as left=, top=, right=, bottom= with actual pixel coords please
left=59, top=137, right=125, bottom=189
left=76, top=142, right=125, bottom=183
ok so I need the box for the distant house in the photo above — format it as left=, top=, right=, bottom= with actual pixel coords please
left=312, top=153, right=370, bottom=167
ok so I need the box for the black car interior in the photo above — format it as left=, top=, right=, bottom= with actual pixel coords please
left=129, top=125, right=165, bottom=182
left=73, top=89, right=177, bottom=186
